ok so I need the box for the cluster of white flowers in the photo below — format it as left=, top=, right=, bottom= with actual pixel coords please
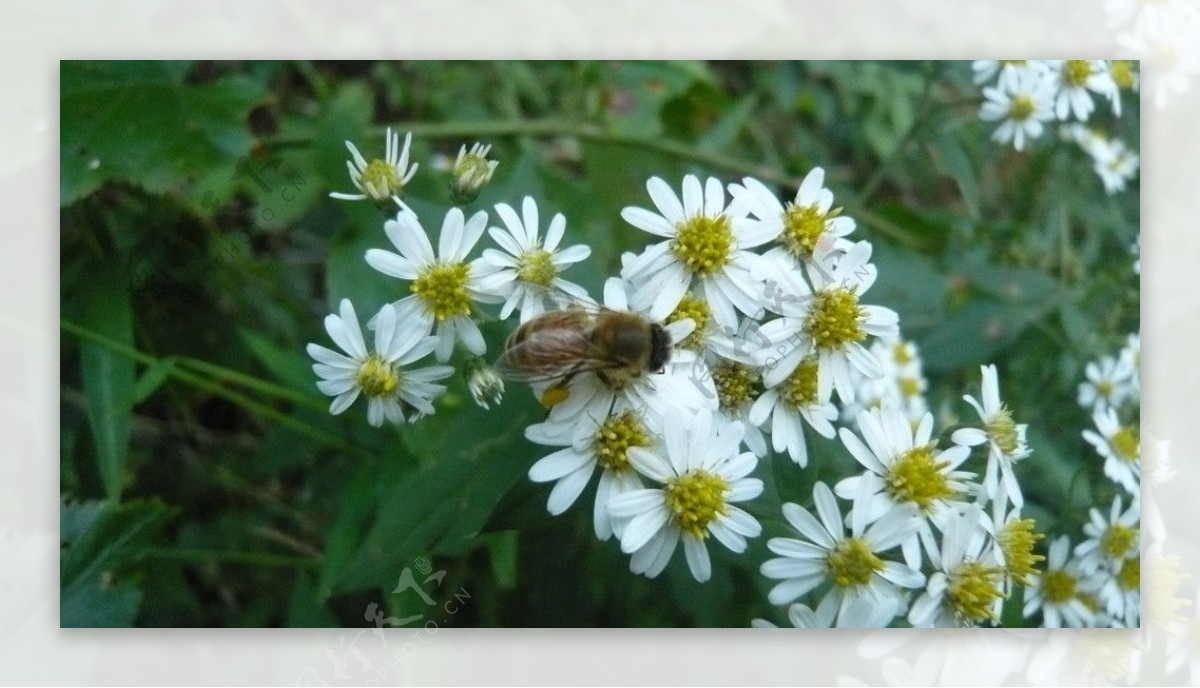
left=975, top=60, right=1139, bottom=194
left=307, top=111, right=1136, bottom=627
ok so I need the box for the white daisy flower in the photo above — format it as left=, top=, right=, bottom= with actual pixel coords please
left=619, top=174, right=774, bottom=329
left=1074, top=495, right=1140, bottom=575
left=1047, top=60, right=1119, bottom=121
left=524, top=409, right=655, bottom=541
left=908, top=505, right=1004, bottom=627
left=972, top=60, right=1051, bottom=90
left=1077, top=354, right=1136, bottom=412
left=449, top=141, right=499, bottom=203
left=843, top=337, right=929, bottom=432
left=306, top=299, right=453, bottom=426
left=988, top=489, right=1045, bottom=590
left=756, top=241, right=899, bottom=404
left=365, top=205, right=498, bottom=362
left=728, top=168, right=856, bottom=270
left=951, top=364, right=1031, bottom=509
left=747, top=354, right=838, bottom=466
left=979, top=68, right=1056, bottom=151
left=1092, top=139, right=1140, bottom=194
left=1094, top=555, right=1141, bottom=627
left=329, top=128, right=418, bottom=202
left=541, top=277, right=715, bottom=425
left=473, top=196, right=592, bottom=324
left=751, top=603, right=830, bottom=629
left=761, top=481, right=924, bottom=628
left=834, top=407, right=977, bottom=570
left=701, top=355, right=770, bottom=457
left=1024, top=536, right=1097, bottom=628
left=607, top=408, right=763, bottom=583
left=1082, top=407, right=1141, bottom=494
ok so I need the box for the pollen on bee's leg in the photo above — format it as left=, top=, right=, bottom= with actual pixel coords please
left=540, top=385, right=571, bottom=408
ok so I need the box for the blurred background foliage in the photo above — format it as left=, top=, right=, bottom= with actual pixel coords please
left=60, top=60, right=1138, bottom=627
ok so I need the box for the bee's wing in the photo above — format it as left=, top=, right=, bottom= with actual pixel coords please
left=494, top=324, right=624, bottom=383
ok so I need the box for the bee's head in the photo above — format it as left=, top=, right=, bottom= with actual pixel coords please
left=648, top=322, right=671, bottom=374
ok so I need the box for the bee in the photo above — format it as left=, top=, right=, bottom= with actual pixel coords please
left=496, top=303, right=675, bottom=404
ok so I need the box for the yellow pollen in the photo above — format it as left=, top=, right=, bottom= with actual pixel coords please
left=1042, top=569, right=1078, bottom=604
left=540, top=384, right=570, bottom=408
left=665, top=470, right=729, bottom=538
left=779, top=357, right=820, bottom=409
left=1117, top=556, right=1140, bottom=591
left=671, top=215, right=733, bottom=277
left=361, top=159, right=400, bottom=196
left=986, top=406, right=1020, bottom=456
left=592, top=410, right=650, bottom=473
left=886, top=444, right=954, bottom=512
left=516, top=248, right=557, bottom=287
left=1111, top=426, right=1140, bottom=463
left=805, top=288, right=865, bottom=351
left=411, top=263, right=472, bottom=321
left=998, top=518, right=1045, bottom=586
left=1102, top=524, right=1137, bottom=560
left=356, top=354, right=400, bottom=398
left=947, top=560, right=1004, bottom=624
left=711, top=361, right=761, bottom=412
left=781, top=202, right=839, bottom=259
left=892, top=342, right=914, bottom=365
left=1009, top=94, right=1036, bottom=121
left=899, top=376, right=922, bottom=398
left=1110, top=60, right=1136, bottom=90
left=826, top=538, right=884, bottom=588
left=1063, top=60, right=1093, bottom=88
left=1096, top=380, right=1115, bottom=397
left=666, top=293, right=711, bottom=351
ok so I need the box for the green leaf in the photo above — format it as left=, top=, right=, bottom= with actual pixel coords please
left=240, top=328, right=321, bottom=395
left=78, top=264, right=135, bottom=500
left=697, top=95, right=759, bottom=153
left=61, top=500, right=172, bottom=627
left=61, top=61, right=268, bottom=205
left=133, top=356, right=177, bottom=404
left=484, top=531, right=519, bottom=589
left=918, top=298, right=1044, bottom=373
left=606, top=61, right=702, bottom=137
left=929, top=130, right=981, bottom=220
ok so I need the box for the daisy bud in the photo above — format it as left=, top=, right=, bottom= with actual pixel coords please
left=464, top=356, right=505, bottom=410
left=450, top=142, right=499, bottom=204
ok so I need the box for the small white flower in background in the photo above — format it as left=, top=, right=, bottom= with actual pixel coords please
left=525, top=410, right=654, bottom=541
left=728, top=168, right=856, bottom=272
left=760, top=481, right=924, bottom=627
left=1082, top=407, right=1141, bottom=495
left=1094, top=554, right=1141, bottom=627
left=540, top=277, right=715, bottom=425
left=1092, top=139, right=1140, bottom=194
left=329, top=128, right=418, bottom=202
left=449, top=142, right=499, bottom=204
left=608, top=408, right=763, bottom=583
left=365, top=205, right=499, bottom=362
left=620, top=174, right=774, bottom=329
left=747, top=354, right=838, bottom=466
left=307, top=299, right=453, bottom=426
left=474, top=196, right=592, bottom=324
left=1047, top=60, right=1119, bottom=121
left=463, top=357, right=504, bottom=409
left=751, top=603, right=829, bottom=628
left=908, top=505, right=1005, bottom=627
left=843, top=336, right=930, bottom=433
left=1024, top=536, right=1097, bottom=628
left=835, top=407, right=976, bottom=570
left=1077, top=354, right=1136, bottom=413
left=979, top=68, right=1056, bottom=151
left=972, top=60, right=1051, bottom=91
left=757, top=240, right=899, bottom=404
left=952, top=364, right=1031, bottom=509
left=1074, top=495, right=1139, bottom=575
left=1120, top=332, right=1140, bottom=387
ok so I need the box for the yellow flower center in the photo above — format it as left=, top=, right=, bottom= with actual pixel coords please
left=998, top=517, right=1045, bottom=586
left=411, top=263, right=473, bottom=321
left=1096, top=380, right=1115, bottom=397
left=1111, top=426, right=1140, bottom=462
left=666, top=292, right=711, bottom=351
left=453, top=152, right=492, bottom=185
left=1009, top=94, right=1036, bottom=121
left=671, top=215, right=733, bottom=277
left=1063, top=60, right=1093, bottom=88
left=779, top=357, right=820, bottom=409
left=711, top=361, right=761, bottom=412
left=886, top=444, right=953, bottom=512
left=899, top=376, right=923, bottom=398
left=826, top=538, right=884, bottom=588
left=986, top=406, right=1020, bottom=456
left=361, top=159, right=400, bottom=197
left=665, top=470, right=729, bottom=538
left=1102, top=524, right=1138, bottom=560
left=806, top=288, right=865, bottom=351
left=356, top=354, right=400, bottom=398
left=1117, top=556, right=1140, bottom=591
left=516, top=248, right=557, bottom=287
left=592, top=410, right=650, bottom=474
left=1110, top=60, right=1136, bottom=90
left=1042, top=569, right=1078, bottom=604
left=892, top=342, right=914, bottom=365
left=947, top=561, right=1004, bottom=624
left=781, top=202, right=840, bottom=259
